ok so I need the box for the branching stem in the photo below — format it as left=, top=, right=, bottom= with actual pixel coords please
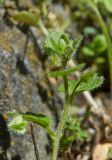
left=70, top=80, right=82, bottom=104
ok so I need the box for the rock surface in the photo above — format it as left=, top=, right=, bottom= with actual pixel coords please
left=0, top=1, right=62, bottom=159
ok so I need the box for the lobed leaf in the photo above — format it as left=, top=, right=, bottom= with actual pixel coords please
left=48, top=54, right=62, bottom=66
left=77, top=73, right=104, bottom=92
left=63, top=35, right=83, bottom=62
left=8, top=115, right=28, bottom=135
left=48, top=63, right=85, bottom=77
left=8, top=112, right=51, bottom=135
left=59, top=72, right=104, bottom=94
left=44, top=31, right=65, bottom=55
left=45, top=32, right=83, bottom=66
left=80, top=70, right=94, bottom=81
left=60, top=117, right=88, bottom=151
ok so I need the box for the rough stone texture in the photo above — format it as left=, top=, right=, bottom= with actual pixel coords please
left=0, top=2, right=62, bottom=160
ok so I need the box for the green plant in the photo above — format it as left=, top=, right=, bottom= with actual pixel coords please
left=70, top=0, right=112, bottom=98
left=107, top=147, right=112, bottom=159
left=88, top=0, right=112, bottom=98
left=82, top=34, right=107, bottom=56
left=8, top=31, right=103, bottom=160
left=0, top=0, right=3, bottom=5
left=11, top=9, right=48, bottom=36
left=81, top=34, right=107, bottom=66
left=59, top=117, right=88, bottom=152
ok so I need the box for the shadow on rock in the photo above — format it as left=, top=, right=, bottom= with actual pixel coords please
left=0, top=113, right=11, bottom=159
left=0, top=114, right=11, bottom=160
left=0, top=114, right=22, bottom=160
left=11, top=155, right=21, bottom=160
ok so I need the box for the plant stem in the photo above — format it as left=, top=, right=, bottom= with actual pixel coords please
left=38, top=20, right=48, bottom=36
left=61, top=17, right=71, bottom=33
left=70, top=80, right=82, bottom=104
left=30, top=123, right=40, bottom=160
left=90, top=0, right=112, bottom=98
left=52, top=76, right=69, bottom=160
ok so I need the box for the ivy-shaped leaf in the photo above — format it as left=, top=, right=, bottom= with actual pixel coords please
left=80, top=70, right=94, bottom=81
left=77, top=73, right=104, bottom=92
left=45, top=31, right=70, bottom=57
left=45, top=31, right=64, bottom=55
left=8, top=112, right=51, bottom=135
left=49, top=54, right=62, bottom=66
left=8, top=115, right=28, bottom=135
left=48, top=63, right=85, bottom=77
left=60, top=117, right=88, bottom=151
left=45, top=31, right=83, bottom=66
left=59, top=71, right=104, bottom=94
left=62, top=35, right=83, bottom=63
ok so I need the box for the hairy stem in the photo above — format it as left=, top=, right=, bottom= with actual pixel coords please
left=90, top=0, right=112, bottom=98
left=30, top=124, right=40, bottom=160
left=52, top=76, right=69, bottom=160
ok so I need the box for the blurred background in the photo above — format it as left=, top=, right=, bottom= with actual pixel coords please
left=0, top=0, right=112, bottom=160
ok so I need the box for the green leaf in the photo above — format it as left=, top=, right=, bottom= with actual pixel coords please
left=8, top=115, right=28, bottom=135
left=60, top=117, right=88, bottom=151
left=22, top=112, right=51, bottom=128
left=8, top=112, right=53, bottom=138
left=45, top=31, right=66, bottom=55
left=80, top=70, right=94, bottom=81
left=83, top=26, right=97, bottom=35
left=77, top=73, right=104, bottom=92
left=65, top=118, right=88, bottom=140
left=73, top=35, right=83, bottom=55
left=8, top=111, right=19, bottom=117
left=91, top=35, right=107, bottom=53
left=12, top=10, right=40, bottom=26
left=48, top=63, right=85, bottom=77
left=64, top=35, right=83, bottom=62
left=103, top=0, right=112, bottom=12
left=59, top=71, right=104, bottom=94
left=45, top=32, right=83, bottom=66
left=49, top=54, right=61, bottom=66
left=78, top=71, right=104, bottom=93
left=82, top=34, right=107, bottom=57
left=60, top=136, right=75, bottom=151
left=82, top=46, right=95, bottom=56
left=95, top=57, right=105, bottom=63
left=59, top=80, right=78, bottom=94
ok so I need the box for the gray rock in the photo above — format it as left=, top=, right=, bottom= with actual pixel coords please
left=0, top=15, right=56, bottom=160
